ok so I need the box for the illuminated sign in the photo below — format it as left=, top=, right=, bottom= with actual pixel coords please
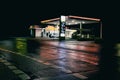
left=60, top=22, right=66, bottom=34
left=60, top=15, right=66, bottom=22
left=59, top=15, right=66, bottom=40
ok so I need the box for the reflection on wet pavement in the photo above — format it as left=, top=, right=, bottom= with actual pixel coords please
left=0, top=38, right=101, bottom=80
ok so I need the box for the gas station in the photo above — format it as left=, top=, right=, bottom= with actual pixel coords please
left=29, top=15, right=102, bottom=41
left=0, top=16, right=105, bottom=80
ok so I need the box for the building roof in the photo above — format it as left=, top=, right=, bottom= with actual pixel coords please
left=41, top=15, right=101, bottom=25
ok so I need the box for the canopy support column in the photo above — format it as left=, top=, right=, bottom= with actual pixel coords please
left=80, top=22, right=82, bottom=35
left=100, top=21, right=102, bottom=39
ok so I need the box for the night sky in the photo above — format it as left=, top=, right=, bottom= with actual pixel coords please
left=0, top=1, right=119, bottom=41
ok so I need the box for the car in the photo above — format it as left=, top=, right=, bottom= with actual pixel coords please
left=72, top=31, right=96, bottom=41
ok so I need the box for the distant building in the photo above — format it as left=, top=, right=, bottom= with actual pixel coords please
left=29, top=25, right=43, bottom=37
left=29, top=15, right=102, bottom=40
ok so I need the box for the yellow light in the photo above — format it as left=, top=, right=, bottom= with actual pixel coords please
left=45, top=26, right=58, bottom=31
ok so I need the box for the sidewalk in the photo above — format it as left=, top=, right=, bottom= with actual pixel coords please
left=0, top=60, right=21, bottom=80
left=0, top=57, right=30, bottom=80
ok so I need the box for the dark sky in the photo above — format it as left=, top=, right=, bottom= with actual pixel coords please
left=0, top=0, right=119, bottom=40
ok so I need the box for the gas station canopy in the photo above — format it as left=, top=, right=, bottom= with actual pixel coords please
left=41, top=15, right=101, bottom=25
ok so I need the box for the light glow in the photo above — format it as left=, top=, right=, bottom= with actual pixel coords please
left=60, top=33, right=65, bottom=37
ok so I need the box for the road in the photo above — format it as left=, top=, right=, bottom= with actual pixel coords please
left=0, top=38, right=101, bottom=80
